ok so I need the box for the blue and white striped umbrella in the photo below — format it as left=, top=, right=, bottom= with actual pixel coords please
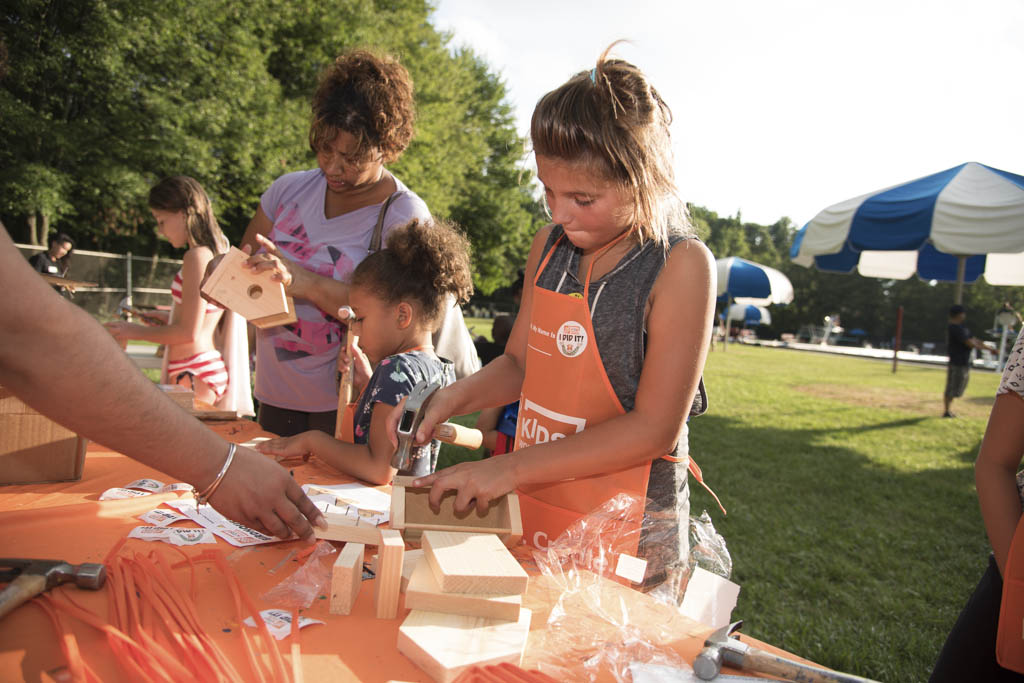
left=791, top=162, right=1024, bottom=288
left=726, top=303, right=771, bottom=326
left=716, top=257, right=794, bottom=306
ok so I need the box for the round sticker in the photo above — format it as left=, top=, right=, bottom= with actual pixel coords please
left=556, top=320, right=588, bottom=357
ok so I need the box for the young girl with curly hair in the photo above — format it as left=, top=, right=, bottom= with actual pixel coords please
left=256, top=218, right=473, bottom=485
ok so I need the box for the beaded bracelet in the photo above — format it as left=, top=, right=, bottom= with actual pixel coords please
left=193, top=443, right=237, bottom=506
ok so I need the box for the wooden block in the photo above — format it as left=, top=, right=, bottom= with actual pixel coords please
left=314, top=510, right=384, bottom=546
left=375, top=529, right=405, bottom=619
left=405, top=557, right=521, bottom=621
left=0, top=386, right=87, bottom=486
left=371, top=548, right=423, bottom=593
left=422, top=531, right=528, bottom=596
left=200, top=247, right=293, bottom=325
left=397, top=607, right=531, bottom=683
left=329, top=542, right=364, bottom=615
left=390, top=477, right=522, bottom=548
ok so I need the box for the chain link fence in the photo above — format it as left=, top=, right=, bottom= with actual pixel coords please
left=17, top=244, right=181, bottom=322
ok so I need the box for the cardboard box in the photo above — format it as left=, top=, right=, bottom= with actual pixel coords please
left=0, top=386, right=87, bottom=485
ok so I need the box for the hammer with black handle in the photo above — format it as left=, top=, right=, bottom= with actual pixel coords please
left=0, top=558, right=107, bottom=620
left=694, top=621, right=880, bottom=683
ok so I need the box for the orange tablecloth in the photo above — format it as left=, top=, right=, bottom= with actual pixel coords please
left=0, top=419, right=805, bottom=682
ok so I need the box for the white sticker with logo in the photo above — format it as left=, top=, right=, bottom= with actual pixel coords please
left=519, top=398, right=587, bottom=446
left=556, top=320, right=588, bottom=357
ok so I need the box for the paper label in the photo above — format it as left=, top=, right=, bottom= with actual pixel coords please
left=244, top=609, right=324, bottom=640
left=128, top=526, right=216, bottom=546
left=614, top=553, right=648, bottom=584
left=100, top=487, right=153, bottom=500
left=166, top=499, right=277, bottom=546
left=138, top=508, right=189, bottom=527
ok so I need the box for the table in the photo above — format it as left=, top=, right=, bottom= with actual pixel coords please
left=0, top=419, right=807, bottom=682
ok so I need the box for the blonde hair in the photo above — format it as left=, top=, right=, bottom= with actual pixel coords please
left=148, top=176, right=228, bottom=253
left=530, top=42, right=691, bottom=245
left=352, top=218, right=474, bottom=330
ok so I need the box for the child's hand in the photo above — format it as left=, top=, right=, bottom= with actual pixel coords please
left=338, top=338, right=372, bottom=391
left=255, top=431, right=321, bottom=465
left=413, top=455, right=518, bottom=515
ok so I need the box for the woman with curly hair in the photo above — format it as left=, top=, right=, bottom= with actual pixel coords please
left=237, top=49, right=478, bottom=437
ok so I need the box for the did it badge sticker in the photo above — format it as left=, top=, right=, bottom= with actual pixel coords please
left=556, top=320, right=588, bottom=358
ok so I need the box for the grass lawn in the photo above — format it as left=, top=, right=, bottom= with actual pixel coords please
left=439, top=343, right=999, bottom=682
left=687, top=345, right=997, bottom=682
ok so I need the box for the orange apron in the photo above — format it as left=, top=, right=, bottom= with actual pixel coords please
left=515, top=233, right=682, bottom=553
left=997, top=516, right=1024, bottom=672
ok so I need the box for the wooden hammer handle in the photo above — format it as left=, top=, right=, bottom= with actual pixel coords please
left=0, top=573, right=47, bottom=620
left=744, top=648, right=880, bottom=683
left=432, top=423, right=483, bottom=450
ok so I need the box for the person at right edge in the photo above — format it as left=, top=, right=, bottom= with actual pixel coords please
left=930, top=323, right=1024, bottom=681
left=396, top=42, right=722, bottom=594
left=945, top=304, right=998, bottom=418
left=234, top=49, right=478, bottom=438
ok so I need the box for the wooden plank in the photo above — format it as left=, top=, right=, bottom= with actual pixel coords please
left=397, top=608, right=531, bottom=683
left=313, top=511, right=383, bottom=546
left=390, top=480, right=522, bottom=548
left=405, top=557, right=520, bottom=621
left=375, top=529, right=404, bottom=619
left=422, top=531, right=528, bottom=596
left=371, top=548, right=423, bottom=593
left=329, top=542, right=364, bottom=616
left=200, top=246, right=292, bottom=324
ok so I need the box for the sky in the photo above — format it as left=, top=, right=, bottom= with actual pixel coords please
left=431, top=0, right=1024, bottom=229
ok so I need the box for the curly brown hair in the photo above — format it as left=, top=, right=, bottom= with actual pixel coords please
left=308, top=49, right=416, bottom=164
left=531, top=41, right=691, bottom=245
left=351, top=218, right=474, bottom=330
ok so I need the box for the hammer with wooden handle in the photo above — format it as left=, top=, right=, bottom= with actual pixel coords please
left=334, top=305, right=356, bottom=440
left=694, top=621, right=880, bottom=683
left=392, top=380, right=483, bottom=474
left=0, top=558, right=107, bottom=620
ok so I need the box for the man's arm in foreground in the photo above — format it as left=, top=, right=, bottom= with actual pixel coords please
left=0, top=225, right=325, bottom=540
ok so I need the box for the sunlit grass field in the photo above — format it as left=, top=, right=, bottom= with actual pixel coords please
left=444, top=341, right=1000, bottom=682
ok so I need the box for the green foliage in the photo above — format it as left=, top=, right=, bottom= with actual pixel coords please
left=1, top=0, right=540, bottom=294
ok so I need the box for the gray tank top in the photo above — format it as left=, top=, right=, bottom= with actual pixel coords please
left=534, top=225, right=709, bottom=586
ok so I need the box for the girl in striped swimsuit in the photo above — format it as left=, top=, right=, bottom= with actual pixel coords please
left=105, top=176, right=233, bottom=406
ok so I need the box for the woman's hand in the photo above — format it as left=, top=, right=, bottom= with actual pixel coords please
left=249, top=233, right=315, bottom=297
left=412, top=454, right=519, bottom=515
left=206, top=446, right=326, bottom=541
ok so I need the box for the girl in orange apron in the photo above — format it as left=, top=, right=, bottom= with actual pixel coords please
left=255, top=218, right=471, bottom=485
left=930, top=324, right=1024, bottom=682
left=406, top=45, right=718, bottom=592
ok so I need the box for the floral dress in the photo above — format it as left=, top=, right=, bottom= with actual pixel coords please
left=351, top=350, right=455, bottom=477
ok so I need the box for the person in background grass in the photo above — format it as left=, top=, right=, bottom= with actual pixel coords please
left=474, top=314, right=518, bottom=456
left=105, top=176, right=253, bottom=416
left=255, top=218, right=473, bottom=484
left=29, top=231, right=76, bottom=298
left=393, top=42, right=717, bottom=592
left=0, top=221, right=324, bottom=540
left=944, top=303, right=998, bottom=418
left=931, top=320, right=1024, bottom=681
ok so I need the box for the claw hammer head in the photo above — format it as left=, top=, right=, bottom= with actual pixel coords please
left=0, top=558, right=107, bottom=591
left=391, top=380, right=441, bottom=472
left=693, top=620, right=745, bottom=680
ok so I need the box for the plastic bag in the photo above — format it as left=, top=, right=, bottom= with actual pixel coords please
left=688, top=510, right=731, bottom=580
left=261, top=540, right=337, bottom=609
left=526, top=494, right=701, bottom=682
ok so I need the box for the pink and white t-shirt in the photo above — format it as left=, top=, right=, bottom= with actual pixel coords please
left=254, top=168, right=429, bottom=412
